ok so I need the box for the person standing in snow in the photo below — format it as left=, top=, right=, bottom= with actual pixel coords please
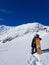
left=31, top=34, right=42, bottom=54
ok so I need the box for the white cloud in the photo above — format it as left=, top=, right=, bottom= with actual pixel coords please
left=0, top=18, right=4, bottom=21
left=0, top=9, right=13, bottom=14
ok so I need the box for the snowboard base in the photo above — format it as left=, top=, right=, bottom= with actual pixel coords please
left=37, top=47, right=42, bottom=54
left=35, top=38, right=42, bottom=54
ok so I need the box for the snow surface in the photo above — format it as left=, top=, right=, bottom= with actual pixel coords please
left=0, top=22, right=49, bottom=65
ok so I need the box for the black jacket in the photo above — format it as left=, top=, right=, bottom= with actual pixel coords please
left=31, top=36, right=41, bottom=48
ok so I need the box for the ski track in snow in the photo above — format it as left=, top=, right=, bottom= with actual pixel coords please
left=27, top=53, right=44, bottom=65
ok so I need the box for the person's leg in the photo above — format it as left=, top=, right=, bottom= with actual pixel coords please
left=35, top=44, right=37, bottom=52
left=32, top=44, right=36, bottom=53
left=31, top=46, right=35, bottom=54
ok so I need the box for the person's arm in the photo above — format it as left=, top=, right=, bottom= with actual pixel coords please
left=31, top=38, right=35, bottom=47
left=31, top=39, right=33, bottom=47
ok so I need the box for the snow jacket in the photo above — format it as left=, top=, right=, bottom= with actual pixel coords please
left=31, top=36, right=41, bottom=48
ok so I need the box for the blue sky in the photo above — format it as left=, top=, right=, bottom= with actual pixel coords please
left=0, top=0, right=49, bottom=26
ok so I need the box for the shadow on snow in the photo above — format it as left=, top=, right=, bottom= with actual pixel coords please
left=42, top=48, right=49, bottom=53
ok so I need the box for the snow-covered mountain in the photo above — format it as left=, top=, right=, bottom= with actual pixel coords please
left=0, top=22, right=49, bottom=65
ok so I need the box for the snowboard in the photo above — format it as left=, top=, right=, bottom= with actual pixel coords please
left=35, top=38, right=42, bottom=54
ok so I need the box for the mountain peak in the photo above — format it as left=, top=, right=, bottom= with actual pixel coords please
left=0, top=22, right=48, bottom=36
left=0, top=25, right=10, bottom=35
left=0, top=22, right=45, bottom=35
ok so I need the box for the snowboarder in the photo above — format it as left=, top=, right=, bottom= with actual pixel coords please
left=31, top=34, right=42, bottom=54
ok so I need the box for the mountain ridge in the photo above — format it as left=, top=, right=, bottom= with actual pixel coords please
left=0, top=22, right=49, bottom=43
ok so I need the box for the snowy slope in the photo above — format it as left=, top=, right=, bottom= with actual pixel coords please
left=0, top=23, right=49, bottom=65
